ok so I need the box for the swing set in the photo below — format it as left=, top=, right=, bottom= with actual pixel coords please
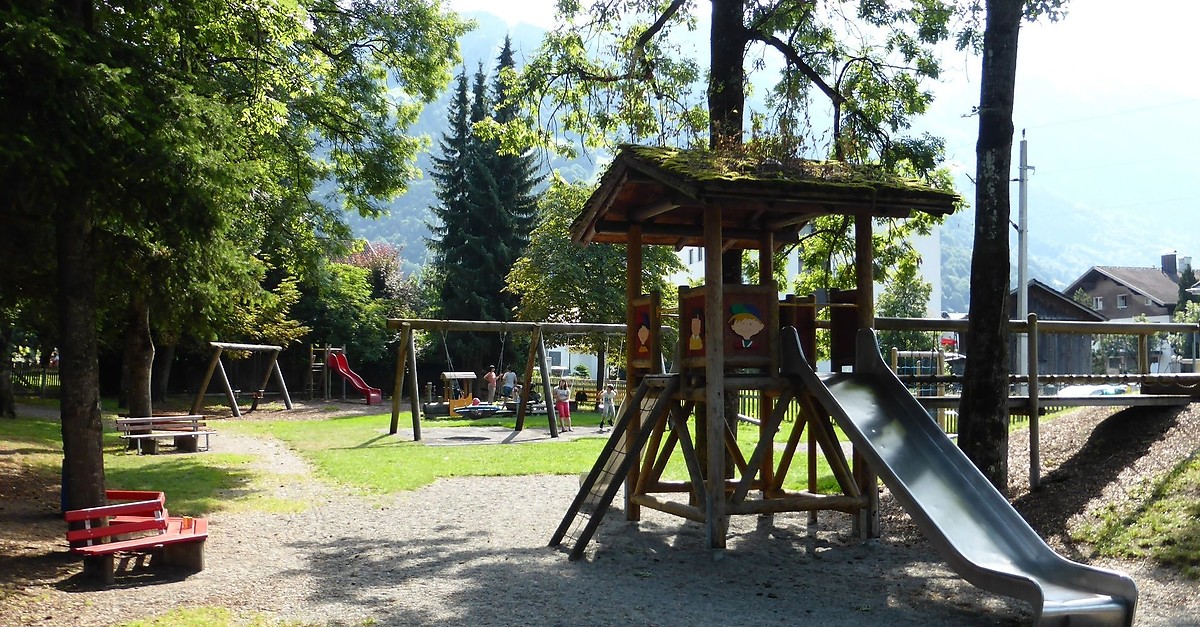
left=385, top=319, right=625, bottom=441
left=191, top=342, right=294, bottom=418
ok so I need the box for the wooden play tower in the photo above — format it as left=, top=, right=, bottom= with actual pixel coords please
left=551, top=145, right=959, bottom=557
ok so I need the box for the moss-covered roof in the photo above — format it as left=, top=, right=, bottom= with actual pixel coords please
left=571, top=144, right=960, bottom=248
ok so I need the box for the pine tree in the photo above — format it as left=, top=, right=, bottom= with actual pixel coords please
left=426, top=43, right=546, bottom=372
left=427, top=69, right=489, bottom=367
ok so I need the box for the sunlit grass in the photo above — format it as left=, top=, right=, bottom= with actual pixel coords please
left=120, top=606, right=341, bottom=627
left=1074, top=452, right=1200, bottom=578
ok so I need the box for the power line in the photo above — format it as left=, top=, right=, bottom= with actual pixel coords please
left=1042, top=195, right=1200, bottom=217
left=1024, top=97, right=1200, bottom=130
left=1037, top=153, right=1198, bottom=176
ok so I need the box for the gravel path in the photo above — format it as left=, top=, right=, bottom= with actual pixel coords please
left=3, top=402, right=1198, bottom=626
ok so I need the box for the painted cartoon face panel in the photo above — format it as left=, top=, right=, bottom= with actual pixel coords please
left=637, top=311, right=651, bottom=353
left=728, top=303, right=765, bottom=349
left=688, top=310, right=703, bottom=351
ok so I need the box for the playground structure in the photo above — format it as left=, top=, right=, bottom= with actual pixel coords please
left=308, top=345, right=382, bottom=405
left=386, top=319, right=625, bottom=441
left=327, top=351, right=382, bottom=405
left=191, top=342, right=293, bottom=418
left=547, top=145, right=1144, bottom=624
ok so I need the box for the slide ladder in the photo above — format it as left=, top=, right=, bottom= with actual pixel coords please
left=781, top=327, right=1137, bottom=626
left=549, top=374, right=680, bottom=561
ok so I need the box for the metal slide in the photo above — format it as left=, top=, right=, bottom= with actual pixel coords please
left=781, top=327, right=1137, bottom=626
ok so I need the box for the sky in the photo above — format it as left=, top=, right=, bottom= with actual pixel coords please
left=446, top=0, right=1200, bottom=276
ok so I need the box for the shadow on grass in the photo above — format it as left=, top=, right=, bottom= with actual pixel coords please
left=105, top=455, right=258, bottom=515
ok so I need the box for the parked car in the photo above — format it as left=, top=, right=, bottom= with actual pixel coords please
left=1057, top=384, right=1128, bottom=396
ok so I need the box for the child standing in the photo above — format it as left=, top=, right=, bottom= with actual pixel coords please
left=554, top=379, right=572, bottom=432
left=599, top=384, right=617, bottom=432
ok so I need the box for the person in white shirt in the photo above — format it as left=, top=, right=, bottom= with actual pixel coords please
left=599, top=384, right=617, bottom=431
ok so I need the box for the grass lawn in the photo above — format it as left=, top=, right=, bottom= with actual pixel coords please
left=226, top=410, right=843, bottom=494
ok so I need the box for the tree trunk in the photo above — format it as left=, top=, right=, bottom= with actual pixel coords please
left=959, top=0, right=1022, bottom=492
left=708, top=0, right=745, bottom=149
left=0, top=323, right=15, bottom=419
left=121, top=297, right=154, bottom=417
left=57, top=197, right=107, bottom=513
left=151, top=342, right=174, bottom=403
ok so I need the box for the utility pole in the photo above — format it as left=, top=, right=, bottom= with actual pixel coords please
left=1016, top=131, right=1034, bottom=386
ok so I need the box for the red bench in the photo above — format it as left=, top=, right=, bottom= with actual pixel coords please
left=64, top=490, right=207, bottom=583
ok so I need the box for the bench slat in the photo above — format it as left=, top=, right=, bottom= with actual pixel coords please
left=105, top=490, right=166, bottom=503
left=64, top=498, right=166, bottom=522
left=67, top=517, right=166, bottom=544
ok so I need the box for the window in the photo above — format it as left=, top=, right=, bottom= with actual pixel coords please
left=1146, top=296, right=1153, bottom=306
left=1092, top=296, right=1103, bottom=310
left=1117, top=294, right=1128, bottom=309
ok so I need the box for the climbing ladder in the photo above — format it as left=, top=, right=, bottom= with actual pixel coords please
left=549, top=374, right=681, bottom=560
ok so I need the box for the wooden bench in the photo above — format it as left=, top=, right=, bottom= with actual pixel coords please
left=115, top=415, right=215, bottom=454
left=64, top=490, right=207, bottom=584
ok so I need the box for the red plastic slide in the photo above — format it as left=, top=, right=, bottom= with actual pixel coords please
left=326, top=352, right=382, bottom=405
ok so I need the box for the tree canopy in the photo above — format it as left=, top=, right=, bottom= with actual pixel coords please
left=0, top=0, right=468, bottom=518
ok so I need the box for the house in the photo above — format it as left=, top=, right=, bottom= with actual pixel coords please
left=1006, top=279, right=1105, bottom=376
left=1064, top=252, right=1191, bottom=373
left=1063, top=253, right=1187, bottom=323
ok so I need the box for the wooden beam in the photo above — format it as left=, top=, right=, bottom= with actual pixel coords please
left=727, top=493, right=868, bottom=515
left=630, top=198, right=680, bottom=222
left=385, top=319, right=625, bottom=333
left=630, top=494, right=705, bottom=523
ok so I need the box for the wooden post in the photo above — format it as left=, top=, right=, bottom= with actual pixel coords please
left=408, top=330, right=421, bottom=441
left=216, top=357, right=240, bottom=418
left=191, top=346, right=222, bottom=415
left=391, top=324, right=410, bottom=435
left=703, top=203, right=727, bottom=549
left=852, top=211, right=879, bottom=538
left=1027, top=313, right=1040, bottom=489
left=625, top=224, right=643, bottom=521
left=516, top=326, right=541, bottom=432
left=538, top=332, right=558, bottom=436
left=758, top=231, right=775, bottom=495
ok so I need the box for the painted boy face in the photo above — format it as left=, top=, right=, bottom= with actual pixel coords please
left=731, top=315, right=765, bottom=341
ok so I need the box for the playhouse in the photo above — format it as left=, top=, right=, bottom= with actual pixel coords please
left=546, top=145, right=1138, bottom=626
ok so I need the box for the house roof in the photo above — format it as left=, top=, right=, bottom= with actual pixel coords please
left=569, top=145, right=961, bottom=249
left=1064, top=266, right=1179, bottom=307
left=1009, top=279, right=1107, bottom=321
